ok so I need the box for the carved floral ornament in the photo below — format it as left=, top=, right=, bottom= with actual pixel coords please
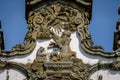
left=0, top=0, right=120, bottom=80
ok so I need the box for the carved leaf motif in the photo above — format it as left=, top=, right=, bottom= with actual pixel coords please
left=27, top=2, right=87, bottom=39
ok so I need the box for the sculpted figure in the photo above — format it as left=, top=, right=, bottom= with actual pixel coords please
left=49, top=30, right=72, bottom=53
left=49, top=30, right=76, bottom=61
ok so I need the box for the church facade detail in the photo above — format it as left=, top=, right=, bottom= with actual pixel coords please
left=0, top=0, right=120, bottom=80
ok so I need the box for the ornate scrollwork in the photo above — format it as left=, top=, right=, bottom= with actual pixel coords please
left=0, top=48, right=110, bottom=80
left=0, top=59, right=6, bottom=70
left=0, top=0, right=120, bottom=80
left=27, top=2, right=88, bottom=39
left=71, top=58, right=90, bottom=80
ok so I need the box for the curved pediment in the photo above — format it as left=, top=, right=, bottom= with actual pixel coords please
left=0, top=0, right=92, bottom=57
left=0, top=0, right=120, bottom=80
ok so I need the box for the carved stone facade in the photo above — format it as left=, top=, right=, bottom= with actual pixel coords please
left=0, top=21, right=4, bottom=50
left=113, top=19, right=120, bottom=51
left=0, top=0, right=120, bottom=80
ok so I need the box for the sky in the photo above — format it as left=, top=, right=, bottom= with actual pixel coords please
left=0, top=0, right=120, bottom=51
left=89, top=0, right=120, bottom=51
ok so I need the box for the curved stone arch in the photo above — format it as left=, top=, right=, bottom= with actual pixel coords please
left=6, top=62, right=29, bottom=78
left=0, top=60, right=30, bottom=80
left=88, top=62, right=120, bottom=80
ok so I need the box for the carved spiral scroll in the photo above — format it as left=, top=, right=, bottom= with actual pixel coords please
left=27, top=2, right=86, bottom=39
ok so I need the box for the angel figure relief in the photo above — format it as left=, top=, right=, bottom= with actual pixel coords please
left=48, top=29, right=76, bottom=61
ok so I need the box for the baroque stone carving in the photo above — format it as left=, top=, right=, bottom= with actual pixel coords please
left=1, top=47, right=120, bottom=80
left=0, top=0, right=120, bottom=80
left=27, top=2, right=86, bottom=39
left=0, top=48, right=104, bottom=80
left=0, top=0, right=118, bottom=59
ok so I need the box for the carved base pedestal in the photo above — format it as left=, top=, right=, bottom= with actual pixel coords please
left=44, top=62, right=73, bottom=80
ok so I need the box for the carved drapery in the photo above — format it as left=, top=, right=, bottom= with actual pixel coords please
left=0, top=0, right=120, bottom=80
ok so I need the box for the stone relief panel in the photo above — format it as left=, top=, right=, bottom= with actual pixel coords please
left=0, top=0, right=120, bottom=80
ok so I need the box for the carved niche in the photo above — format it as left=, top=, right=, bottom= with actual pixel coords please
left=0, top=0, right=120, bottom=80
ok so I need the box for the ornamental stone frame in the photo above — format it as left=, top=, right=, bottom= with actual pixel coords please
left=0, top=0, right=120, bottom=80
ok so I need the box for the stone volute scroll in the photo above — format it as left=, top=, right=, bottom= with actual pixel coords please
left=0, top=0, right=120, bottom=80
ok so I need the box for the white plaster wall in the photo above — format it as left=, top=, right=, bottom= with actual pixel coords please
left=8, top=69, right=25, bottom=80
left=0, top=70, right=7, bottom=80
left=90, top=70, right=120, bottom=80
left=0, top=32, right=119, bottom=80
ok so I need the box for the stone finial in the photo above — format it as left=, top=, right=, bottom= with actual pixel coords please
left=0, top=21, right=4, bottom=50
left=118, top=6, right=120, bottom=14
left=117, top=19, right=120, bottom=31
left=0, top=21, right=1, bottom=27
left=113, top=19, right=120, bottom=51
